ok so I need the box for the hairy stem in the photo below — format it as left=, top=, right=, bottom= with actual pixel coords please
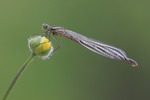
left=2, top=53, right=36, bottom=100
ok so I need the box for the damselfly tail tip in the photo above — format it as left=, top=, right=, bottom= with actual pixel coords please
left=126, top=58, right=138, bottom=67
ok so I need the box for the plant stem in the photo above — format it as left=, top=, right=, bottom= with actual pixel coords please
left=2, top=53, right=36, bottom=100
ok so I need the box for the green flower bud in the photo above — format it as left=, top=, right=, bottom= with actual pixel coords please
left=28, top=35, right=53, bottom=59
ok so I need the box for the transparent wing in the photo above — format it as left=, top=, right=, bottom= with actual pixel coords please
left=65, top=29, right=138, bottom=67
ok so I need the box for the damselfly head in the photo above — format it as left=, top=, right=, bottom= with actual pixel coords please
left=42, top=23, right=52, bottom=31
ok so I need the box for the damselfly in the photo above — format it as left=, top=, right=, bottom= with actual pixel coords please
left=42, top=23, right=138, bottom=67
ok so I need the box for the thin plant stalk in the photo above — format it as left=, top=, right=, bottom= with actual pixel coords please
left=2, top=53, right=36, bottom=100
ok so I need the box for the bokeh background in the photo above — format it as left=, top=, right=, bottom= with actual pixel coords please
left=0, top=0, right=149, bottom=100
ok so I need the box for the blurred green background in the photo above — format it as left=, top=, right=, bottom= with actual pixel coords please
left=0, top=0, right=149, bottom=100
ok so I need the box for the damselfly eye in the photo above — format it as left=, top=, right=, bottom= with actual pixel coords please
left=42, top=23, right=50, bottom=30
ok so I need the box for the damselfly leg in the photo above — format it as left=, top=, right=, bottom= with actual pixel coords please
left=52, top=34, right=62, bottom=51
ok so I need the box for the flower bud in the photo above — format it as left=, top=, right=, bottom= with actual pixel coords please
left=28, top=35, right=53, bottom=59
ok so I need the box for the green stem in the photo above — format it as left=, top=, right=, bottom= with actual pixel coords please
left=2, top=53, right=36, bottom=100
